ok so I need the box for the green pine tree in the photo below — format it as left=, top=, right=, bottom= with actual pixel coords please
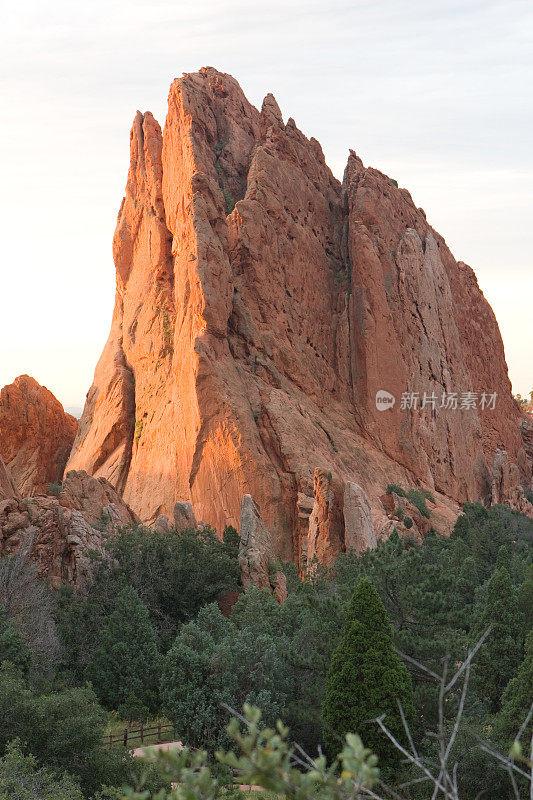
left=473, top=567, right=523, bottom=712
left=0, top=605, right=32, bottom=675
left=85, top=585, right=160, bottom=711
left=518, top=564, right=533, bottom=634
left=495, top=629, right=533, bottom=748
left=321, top=578, right=415, bottom=776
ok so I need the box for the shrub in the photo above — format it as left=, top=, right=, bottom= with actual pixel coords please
left=403, top=516, right=413, bottom=529
left=0, top=605, right=32, bottom=675
left=525, top=487, right=533, bottom=505
left=406, top=489, right=431, bottom=518
left=118, top=692, right=150, bottom=724
left=385, top=483, right=406, bottom=497
left=222, top=188, right=236, bottom=215
left=422, top=488, right=436, bottom=504
left=0, top=666, right=129, bottom=796
left=46, top=482, right=62, bottom=497
left=0, top=549, right=60, bottom=676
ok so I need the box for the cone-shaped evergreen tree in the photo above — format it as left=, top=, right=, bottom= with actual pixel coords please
left=473, top=567, right=523, bottom=712
left=85, top=585, right=160, bottom=711
left=322, top=578, right=414, bottom=775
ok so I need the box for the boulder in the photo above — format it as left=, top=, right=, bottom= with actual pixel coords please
left=153, top=513, right=174, bottom=533
left=173, top=501, right=198, bottom=532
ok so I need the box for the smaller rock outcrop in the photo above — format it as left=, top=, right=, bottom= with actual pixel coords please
left=520, top=416, right=533, bottom=486
left=238, top=494, right=286, bottom=602
left=0, top=469, right=137, bottom=585
left=307, top=470, right=345, bottom=566
left=343, top=482, right=377, bottom=554
left=491, top=449, right=533, bottom=516
left=0, top=375, right=78, bottom=495
left=239, top=494, right=274, bottom=591
left=173, top=501, right=198, bottom=532
left=153, top=513, right=174, bottom=533
left=58, top=470, right=138, bottom=527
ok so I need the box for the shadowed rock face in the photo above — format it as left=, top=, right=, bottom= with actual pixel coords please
left=0, top=375, right=78, bottom=495
left=66, top=67, right=530, bottom=564
left=0, top=470, right=138, bottom=586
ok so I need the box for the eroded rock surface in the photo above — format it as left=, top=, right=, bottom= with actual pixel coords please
left=343, top=482, right=376, bottom=554
left=0, top=455, right=18, bottom=501
left=0, top=470, right=137, bottom=585
left=0, top=375, right=77, bottom=495
left=173, top=501, right=198, bottom=532
left=239, top=494, right=274, bottom=591
left=492, top=449, right=533, bottom=516
left=239, top=494, right=287, bottom=601
left=66, top=67, right=531, bottom=563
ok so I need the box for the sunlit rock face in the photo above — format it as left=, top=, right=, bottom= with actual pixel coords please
left=66, top=67, right=530, bottom=564
left=0, top=375, right=77, bottom=495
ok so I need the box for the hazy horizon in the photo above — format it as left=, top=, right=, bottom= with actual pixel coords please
left=1, top=0, right=531, bottom=408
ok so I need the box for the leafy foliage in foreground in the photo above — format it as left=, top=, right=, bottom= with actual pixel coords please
left=124, top=705, right=380, bottom=800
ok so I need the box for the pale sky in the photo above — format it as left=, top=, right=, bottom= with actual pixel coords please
left=1, top=0, right=531, bottom=412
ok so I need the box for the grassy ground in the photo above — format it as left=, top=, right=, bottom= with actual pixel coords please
left=104, top=713, right=174, bottom=747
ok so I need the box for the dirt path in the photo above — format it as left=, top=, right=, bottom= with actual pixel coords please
left=132, top=742, right=263, bottom=790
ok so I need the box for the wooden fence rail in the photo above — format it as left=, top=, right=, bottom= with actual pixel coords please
left=105, top=722, right=175, bottom=748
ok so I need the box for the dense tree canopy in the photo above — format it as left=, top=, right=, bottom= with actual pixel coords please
left=0, top=502, right=531, bottom=798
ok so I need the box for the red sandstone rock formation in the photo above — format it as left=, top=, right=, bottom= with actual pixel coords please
left=491, top=449, right=533, bottom=515
left=67, top=67, right=531, bottom=565
left=0, top=376, right=77, bottom=495
left=0, top=469, right=137, bottom=585
left=0, top=455, right=18, bottom=501
left=239, top=494, right=287, bottom=602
